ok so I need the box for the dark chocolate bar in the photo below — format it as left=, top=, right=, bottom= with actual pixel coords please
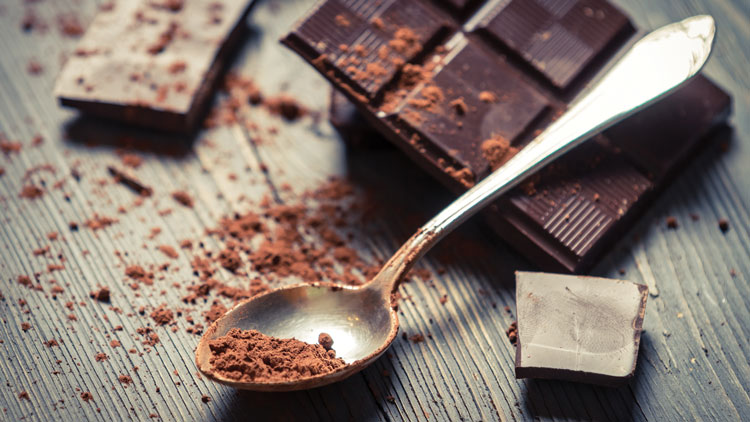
left=54, top=0, right=256, bottom=133
left=514, top=271, right=648, bottom=386
left=284, top=0, right=731, bottom=273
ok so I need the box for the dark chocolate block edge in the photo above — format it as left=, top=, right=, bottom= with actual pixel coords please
left=284, top=0, right=732, bottom=273
left=57, top=1, right=257, bottom=134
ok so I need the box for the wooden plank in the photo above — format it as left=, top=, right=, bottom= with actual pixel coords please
left=0, top=0, right=748, bottom=421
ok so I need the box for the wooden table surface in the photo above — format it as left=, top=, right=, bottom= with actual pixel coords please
left=1, top=0, right=748, bottom=421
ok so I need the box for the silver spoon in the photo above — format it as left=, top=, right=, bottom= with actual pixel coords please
left=196, top=15, right=715, bottom=391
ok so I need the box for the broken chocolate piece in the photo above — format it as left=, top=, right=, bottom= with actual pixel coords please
left=290, top=0, right=731, bottom=273
left=514, top=271, right=648, bottom=386
left=54, top=0, right=256, bottom=133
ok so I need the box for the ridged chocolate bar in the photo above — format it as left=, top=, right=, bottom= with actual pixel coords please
left=283, top=0, right=731, bottom=273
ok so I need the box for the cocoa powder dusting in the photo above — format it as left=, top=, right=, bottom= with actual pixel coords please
left=481, top=135, right=519, bottom=171
left=208, top=328, right=346, bottom=382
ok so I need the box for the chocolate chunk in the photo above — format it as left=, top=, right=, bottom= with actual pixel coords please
left=494, top=139, right=652, bottom=271
left=54, top=0, right=256, bottom=133
left=388, top=36, right=550, bottom=181
left=284, top=0, right=732, bottom=273
left=514, top=271, right=648, bottom=386
left=473, top=0, right=633, bottom=90
left=282, top=0, right=452, bottom=100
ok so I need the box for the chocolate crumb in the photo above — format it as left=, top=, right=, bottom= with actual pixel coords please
left=107, top=166, right=152, bottom=196
left=94, top=352, right=108, bottom=362
left=718, top=218, right=730, bottom=233
left=409, top=334, right=425, bottom=343
left=445, top=166, right=474, bottom=189
left=21, top=322, right=31, bottom=331
left=666, top=216, right=678, bottom=229
left=19, top=185, right=44, bottom=199
left=450, top=98, right=467, bottom=115
left=478, top=91, right=497, bottom=103
left=27, top=59, right=43, bottom=75
left=58, top=15, right=84, bottom=37
left=80, top=392, right=94, bottom=402
left=158, top=245, right=179, bottom=259
left=172, top=191, right=194, bottom=207
left=506, top=321, right=518, bottom=345
left=90, top=287, right=110, bottom=302
left=118, top=375, right=132, bottom=385
left=318, top=332, right=334, bottom=350
left=201, top=395, right=211, bottom=403
left=18, top=391, right=30, bottom=401
left=264, top=95, right=307, bottom=121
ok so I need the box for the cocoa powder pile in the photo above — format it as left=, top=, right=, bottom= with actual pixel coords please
left=207, top=328, right=346, bottom=382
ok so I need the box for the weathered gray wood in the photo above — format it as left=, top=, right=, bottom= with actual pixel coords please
left=0, top=0, right=748, bottom=421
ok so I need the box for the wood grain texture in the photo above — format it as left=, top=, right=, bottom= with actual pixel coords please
left=0, top=0, right=748, bottom=421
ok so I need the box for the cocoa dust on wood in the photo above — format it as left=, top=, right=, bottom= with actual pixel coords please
left=207, top=328, right=346, bottom=382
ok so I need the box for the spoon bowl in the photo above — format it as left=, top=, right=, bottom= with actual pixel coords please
left=195, top=282, right=398, bottom=391
left=196, top=15, right=715, bottom=391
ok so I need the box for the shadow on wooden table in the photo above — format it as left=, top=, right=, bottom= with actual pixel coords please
left=341, top=136, right=527, bottom=292
left=62, top=115, right=199, bottom=158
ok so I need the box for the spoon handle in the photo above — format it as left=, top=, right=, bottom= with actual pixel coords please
left=370, top=15, right=716, bottom=293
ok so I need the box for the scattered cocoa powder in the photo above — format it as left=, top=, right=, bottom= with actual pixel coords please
left=19, top=185, right=44, bottom=199
left=125, top=265, right=154, bottom=286
left=217, top=248, right=242, bottom=272
left=158, top=245, right=179, bottom=259
left=85, top=214, right=118, bottom=230
left=58, top=14, right=84, bottom=37
left=478, top=91, right=497, bottom=103
left=27, top=59, right=43, bottom=75
left=207, top=328, right=346, bottom=382
left=409, top=333, right=425, bottom=343
left=0, top=139, right=22, bottom=155
left=450, top=98, right=467, bottom=115
left=120, top=153, right=143, bottom=168
left=388, top=27, right=419, bottom=55
left=445, top=166, right=475, bottom=189
left=264, top=95, right=307, bottom=121
left=203, top=302, right=227, bottom=323
left=481, top=135, right=518, bottom=171
left=150, top=305, right=174, bottom=326
left=334, top=14, right=350, bottom=27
